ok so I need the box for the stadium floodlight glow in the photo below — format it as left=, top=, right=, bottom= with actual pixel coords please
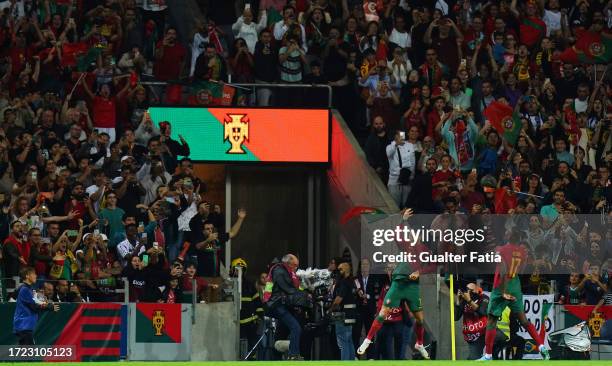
left=148, top=107, right=330, bottom=164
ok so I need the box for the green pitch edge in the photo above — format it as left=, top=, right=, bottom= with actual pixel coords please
left=14, top=361, right=612, bottom=365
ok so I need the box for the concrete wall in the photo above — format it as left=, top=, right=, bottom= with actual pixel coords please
left=191, top=302, right=238, bottom=361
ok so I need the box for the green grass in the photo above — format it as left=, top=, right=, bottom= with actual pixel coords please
left=6, top=362, right=612, bottom=366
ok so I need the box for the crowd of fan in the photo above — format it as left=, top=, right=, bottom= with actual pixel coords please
left=0, top=0, right=609, bottom=307
left=0, top=0, right=257, bottom=303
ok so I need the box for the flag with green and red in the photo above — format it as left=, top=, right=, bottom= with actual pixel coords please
left=483, top=101, right=523, bottom=145
left=340, top=206, right=386, bottom=225
left=560, top=29, right=612, bottom=64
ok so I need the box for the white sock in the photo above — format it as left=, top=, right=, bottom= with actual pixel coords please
left=485, top=353, right=492, bottom=358
left=538, top=344, right=546, bottom=351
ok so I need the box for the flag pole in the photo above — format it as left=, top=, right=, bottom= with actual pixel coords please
left=511, top=190, right=544, bottom=199
left=209, top=79, right=251, bottom=91
left=449, top=273, right=456, bottom=361
left=68, top=72, right=86, bottom=97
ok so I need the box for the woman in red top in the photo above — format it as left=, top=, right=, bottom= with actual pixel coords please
left=229, top=38, right=254, bottom=83
left=79, top=74, right=130, bottom=143
left=402, top=99, right=425, bottom=132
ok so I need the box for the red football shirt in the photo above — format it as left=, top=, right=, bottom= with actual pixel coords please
left=153, top=42, right=186, bottom=81
left=493, top=243, right=527, bottom=289
left=92, top=96, right=117, bottom=128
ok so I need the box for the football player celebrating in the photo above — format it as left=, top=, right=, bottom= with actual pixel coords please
left=357, top=208, right=431, bottom=359
left=477, top=231, right=550, bottom=361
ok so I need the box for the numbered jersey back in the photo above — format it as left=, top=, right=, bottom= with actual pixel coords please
left=493, top=243, right=527, bottom=288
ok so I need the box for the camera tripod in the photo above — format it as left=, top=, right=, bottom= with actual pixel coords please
left=243, top=317, right=276, bottom=360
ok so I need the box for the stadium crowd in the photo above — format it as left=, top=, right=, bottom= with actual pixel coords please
left=0, top=0, right=610, bottom=361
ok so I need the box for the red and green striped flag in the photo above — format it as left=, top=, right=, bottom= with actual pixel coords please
left=483, top=101, right=523, bottom=145
left=1, top=303, right=125, bottom=361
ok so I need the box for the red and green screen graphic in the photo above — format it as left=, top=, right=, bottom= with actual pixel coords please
left=147, top=108, right=330, bottom=163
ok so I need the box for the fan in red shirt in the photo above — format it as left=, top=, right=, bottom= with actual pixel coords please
left=63, top=182, right=91, bottom=230
left=3, top=221, right=29, bottom=279
left=181, top=262, right=212, bottom=302
left=78, top=73, right=130, bottom=143
left=154, top=27, right=186, bottom=81
left=432, top=155, right=456, bottom=201
left=515, top=1, right=546, bottom=48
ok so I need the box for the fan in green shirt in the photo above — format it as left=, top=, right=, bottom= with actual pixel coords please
left=98, top=192, right=125, bottom=247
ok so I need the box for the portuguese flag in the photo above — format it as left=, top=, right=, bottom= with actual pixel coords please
left=561, top=30, right=612, bottom=64
left=189, top=80, right=236, bottom=106
left=483, top=101, right=523, bottom=145
left=61, top=42, right=89, bottom=68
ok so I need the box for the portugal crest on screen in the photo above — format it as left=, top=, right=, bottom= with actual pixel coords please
left=224, top=114, right=249, bottom=154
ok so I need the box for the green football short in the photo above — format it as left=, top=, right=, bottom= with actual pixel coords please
left=383, top=280, right=422, bottom=312
left=487, top=280, right=524, bottom=317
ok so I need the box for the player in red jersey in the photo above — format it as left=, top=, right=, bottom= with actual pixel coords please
left=477, top=231, right=550, bottom=361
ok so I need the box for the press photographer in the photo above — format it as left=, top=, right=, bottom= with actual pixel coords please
left=454, top=283, right=498, bottom=360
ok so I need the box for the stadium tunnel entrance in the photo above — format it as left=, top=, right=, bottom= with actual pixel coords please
left=187, top=110, right=397, bottom=282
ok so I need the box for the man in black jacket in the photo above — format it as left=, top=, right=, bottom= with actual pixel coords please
left=253, top=29, right=278, bottom=106
left=406, top=157, right=436, bottom=213
left=158, top=121, right=190, bottom=173
left=365, top=116, right=391, bottom=184
left=267, top=254, right=305, bottom=361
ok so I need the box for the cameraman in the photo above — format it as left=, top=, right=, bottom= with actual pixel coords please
left=267, top=254, right=305, bottom=361
left=329, top=262, right=357, bottom=360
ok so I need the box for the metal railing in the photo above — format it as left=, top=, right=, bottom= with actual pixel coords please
left=0, top=276, right=127, bottom=303
left=139, top=80, right=333, bottom=108
left=231, top=83, right=333, bottom=108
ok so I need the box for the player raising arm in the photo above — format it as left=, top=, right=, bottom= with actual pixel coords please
left=357, top=208, right=432, bottom=359
left=477, top=231, right=550, bottom=361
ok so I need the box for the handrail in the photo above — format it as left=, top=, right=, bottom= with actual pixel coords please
left=138, top=80, right=334, bottom=108
left=231, top=83, right=333, bottom=108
